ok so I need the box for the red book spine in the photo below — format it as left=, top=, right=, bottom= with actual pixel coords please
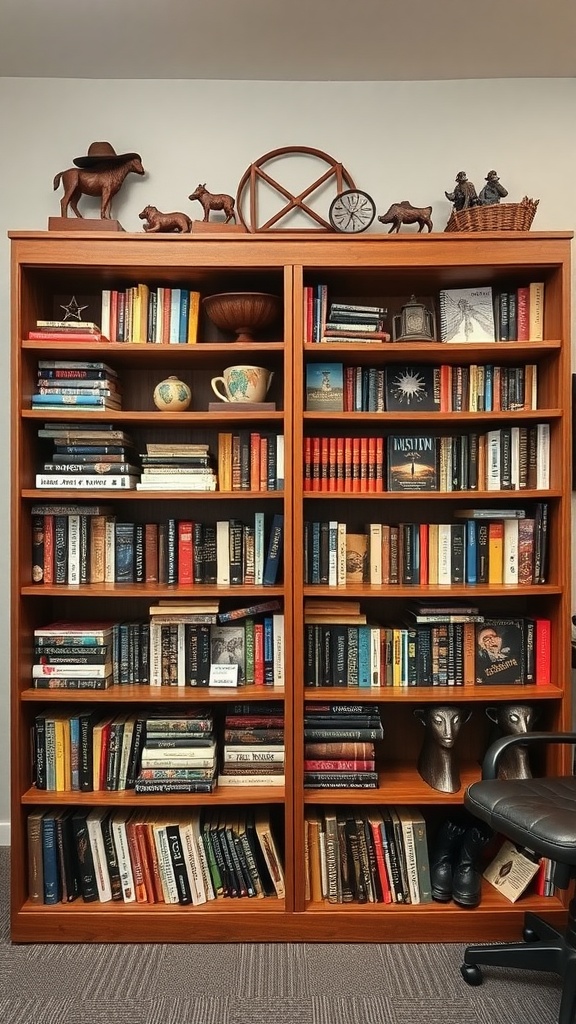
left=360, top=436, right=369, bottom=493
left=110, top=290, right=119, bottom=341
left=177, top=521, right=194, bottom=585
left=367, top=436, right=377, bottom=493
left=43, top=514, right=54, bottom=584
left=336, top=436, right=345, bottom=492
left=312, top=436, right=321, bottom=493
left=344, top=437, right=353, bottom=493
left=440, top=364, right=452, bottom=412
left=303, top=436, right=312, bottom=492
left=254, top=623, right=265, bottom=685
left=535, top=618, right=551, bottom=685
left=28, top=331, right=106, bottom=342
left=304, top=759, right=376, bottom=771
left=352, top=437, right=361, bottom=493
left=320, top=436, right=329, bottom=492
left=375, top=436, right=384, bottom=492
left=328, top=436, right=337, bottom=493
left=259, top=436, right=268, bottom=491
left=369, top=818, right=392, bottom=904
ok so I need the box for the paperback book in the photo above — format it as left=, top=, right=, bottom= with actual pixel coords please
left=305, top=363, right=344, bottom=411
left=386, top=436, right=438, bottom=491
left=439, top=286, right=495, bottom=343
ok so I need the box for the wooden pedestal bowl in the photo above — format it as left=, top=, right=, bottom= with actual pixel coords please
left=202, top=292, right=282, bottom=342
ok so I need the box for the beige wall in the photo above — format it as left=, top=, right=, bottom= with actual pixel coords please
left=0, top=75, right=574, bottom=839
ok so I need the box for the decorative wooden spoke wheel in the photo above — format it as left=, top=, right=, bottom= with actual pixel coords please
left=235, top=145, right=357, bottom=232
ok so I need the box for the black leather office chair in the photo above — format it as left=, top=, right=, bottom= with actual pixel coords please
left=461, top=732, right=576, bottom=1024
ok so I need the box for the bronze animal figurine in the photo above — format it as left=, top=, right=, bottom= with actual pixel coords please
left=485, top=704, right=537, bottom=779
left=53, top=141, right=145, bottom=219
left=139, top=205, right=192, bottom=233
left=188, top=183, right=237, bottom=223
left=378, top=201, right=433, bottom=233
left=414, top=705, right=472, bottom=793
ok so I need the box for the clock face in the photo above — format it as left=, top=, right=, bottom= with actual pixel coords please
left=329, top=190, right=376, bottom=233
left=407, top=311, right=424, bottom=331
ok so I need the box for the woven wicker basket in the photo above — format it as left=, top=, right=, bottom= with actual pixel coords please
left=445, top=196, right=539, bottom=233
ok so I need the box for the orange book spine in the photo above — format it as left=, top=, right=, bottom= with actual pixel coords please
left=440, top=364, right=452, bottom=412
left=463, top=621, right=475, bottom=684
left=231, top=434, right=241, bottom=491
left=143, top=820, right=165, bottom=903
left=250, top=433, right=261, bottom=491
left=375, top=436, right=384, bottom=493
left=303, top=436, right=312, bottom=492
left=360, top=436, right=369, bottom=493
left=126, top=819, right=148, bottom=903
left=144, top=522, right=159, bottom=583
left=311, top=437, right=321, bottom=492
left=352, top=437, right=361, bottom=493
left=218, top=432, right=232, bottom=492
left=336, top=436, right=345, bottom=492
left=328, top=436, right=337, bottom=493
left=367, top=436, right=377, bottom=493
left=535, top=618, right=551, bottom=685
left=135, top=821, right=156, bottom=903
left=344, top=437, right=353, bottom=493
left=259, top=436, right=268, bottom=491
left=488, top=522, right=504, bottom=584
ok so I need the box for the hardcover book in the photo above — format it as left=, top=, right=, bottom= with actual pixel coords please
left=386, top=436, right=438, bottom=491
left=475, top=619, right=525, bottom=685
left=439, top=286, right=495, bottom=343
left=384, top=365, right=440, bottom=412
left=210, top=625, right=245, bottom=684
left=305, top=363, right=344, bottom=411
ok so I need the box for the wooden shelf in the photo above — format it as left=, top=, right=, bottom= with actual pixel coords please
left=302, top=685, right=563, bottom=702
left=21, top=582, right=284, bottom=597
left=22, top=786, right=285, bottom=806
left=304, top=409, right=562, bottom=424
left=21, top=684, right=285, bottom=702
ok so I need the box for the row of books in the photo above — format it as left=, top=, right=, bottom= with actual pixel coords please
left=33, top=610, right=286, bottom=689
left=304, top=705, right=383, bottom=788
left=303, top=426, right=550, bottom=493
left=101, top=286, right=201, bottom=344
left=304, top=614, right=551, bottom=688
left=31, top=509, right=284, bottom=587
left=305, top=283, right=545, bottom=345
left=306, top=805, right=431, bottom=905
left=305, top=361, right=538, bottom=413
left=304, top=506, right=549, bottom=587
left=220, top=707, right=285, bottom=788
left=27, top=805, right=285, bottom=905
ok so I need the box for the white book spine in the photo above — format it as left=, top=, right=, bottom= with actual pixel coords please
left=117, top=720, right=134, bottom=791
left=276, top=434, right=284, bottom=489
left=177, top=622, right=186, bottom=686
left=486, top=430, right=501, bottom=491
left=254, top=512, right=265, bottom=586
left=369, top=523, right=382, bottom=584
left=152, top=825, right=179, bottom=903
left=191, top=814, right=215, bottom=901
left=111, top=815, right=136, bottom=903
left=337, top=522, right=347, bottom=586
left=104, top=517, right=115, bottom=583
left=223, top=749, right=285, bottom=763
left=272, top=612, right=284, bottom=686
left=155, top=288, right=164, bottom=343
left=67, top=513, right=80, bottom=585
left=217, top=774, right=285, bottom=786
left=216, top=520, right=230, bottom=586
left=179, top=821, right=205, bottom=905
left=149, top=621, right=162, bottom=686
left=400, top=818, right=420, bottom=905
left=100, top=289, right=111, bottom=340
left=438, top=524, right=452, bottom=585
left=328, top=522, right=338, bottom=587
left=36, top=474, right=137, bottom=489
left=370, top=625, right=381, bottom=687
left=504, top=519, right=519, bottom=585
left=86, top=812, right=112, bottom=903
left=536, top=423, right=550, bottom=489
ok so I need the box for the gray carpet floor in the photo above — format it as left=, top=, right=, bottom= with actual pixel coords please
left=0, top=847, right=562, bottom=1024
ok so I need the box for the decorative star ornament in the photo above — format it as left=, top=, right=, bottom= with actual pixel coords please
left=60, top=296, right=89, bottom=321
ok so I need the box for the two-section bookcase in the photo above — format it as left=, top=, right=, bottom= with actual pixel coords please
left=10, top=230, right=572, bottom=943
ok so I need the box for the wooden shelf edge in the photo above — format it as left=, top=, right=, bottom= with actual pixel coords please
left=22, top=786, right=286, bottom=805
left=21, top=684, right=285, bottom=702
left=302, top=685, right=563, bottom=702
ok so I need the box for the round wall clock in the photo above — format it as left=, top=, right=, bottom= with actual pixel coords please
left=329, top=189, right=376, bottom=233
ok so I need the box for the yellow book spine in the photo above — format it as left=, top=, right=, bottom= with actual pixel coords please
left=54, top=717, right=66, bottom=791
left=428, top=523, right=439, bottom=585
left=218, top=432, right=233, bottom=492
left=187, top=290, right=201, bottom=344
left=488, top=523, right=504, bottom=584
left=529, top=282, right=544, bottom=341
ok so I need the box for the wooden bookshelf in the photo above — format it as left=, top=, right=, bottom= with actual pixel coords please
left=10, top=230, right=572, bottom=943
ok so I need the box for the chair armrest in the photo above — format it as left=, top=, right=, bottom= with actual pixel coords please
left=482, top=732, right=576, bottom=780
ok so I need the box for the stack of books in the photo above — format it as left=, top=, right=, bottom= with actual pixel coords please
left=36, top=421, right=139, bottom=489
left=28, top=319, right=109, bottom=343
left=33, top=621, right=115, bottom=690
left=148, top=601, right=220, bottom=687
left=322, top=302, right=389, bottom=343
left=33, top=359, right=121, bottom=411
left=304, top=704, right=383, bottom=788
left=135, top=708, right=217, bottom=794
left=136, top=443, right=217, bottom=491
left=218, top=703, right=285, bottom=788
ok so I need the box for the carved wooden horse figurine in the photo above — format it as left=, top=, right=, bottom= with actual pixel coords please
left=414, top=705, right=472, bottom=793
left=53, top=156, right=145, bottom=219
left=188, top=183, right=237, bottom=223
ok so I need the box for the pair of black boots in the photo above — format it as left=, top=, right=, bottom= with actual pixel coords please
left=430, top=819, right=493, bottom=908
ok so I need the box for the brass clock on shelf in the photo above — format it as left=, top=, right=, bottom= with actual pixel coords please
left=329, top=189, right=376, bottom=233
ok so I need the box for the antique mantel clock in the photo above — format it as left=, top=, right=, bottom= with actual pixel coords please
left=392, top=295, right=437, bottom=342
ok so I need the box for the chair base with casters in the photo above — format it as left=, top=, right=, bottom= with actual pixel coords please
left=458, top=732, right=576, bottom=1024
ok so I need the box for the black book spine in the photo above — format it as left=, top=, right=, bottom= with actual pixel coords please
left=165, top=824, right=193, bottom=905
left=56, top=811, right=80, bottom=903
left=31, top=514, right=44, bottom=583
left=451, top=523, right=466, bottom=584
left=477, top=522, right=489, bottom=583
left=229, top=519, right=244, bottom=585
left=79, top=713, right=95, bottom=792
left=34, top=716, right=46, bottom=789
left=114, top=522, right=135, bottom=583
left=319, top=521, right=329, bottom=584
left=125, top=717, right=146, bottom=788
left=71, top=812, right=99, bottom=902
left=134, top=523, right=144, bottom=583
left=54, top=514, right=68, bottom=583
left=500, top=428, right=512, bottom=489
left=193, top=522, right=204, bottom=583
left=100, top=812, right=123, bottom=900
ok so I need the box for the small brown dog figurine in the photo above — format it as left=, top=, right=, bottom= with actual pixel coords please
left=53, top=141, right=145, bottom=219
left=188, top=183, right=237, bottom=223
left=139, top=206, right=192, bottom=233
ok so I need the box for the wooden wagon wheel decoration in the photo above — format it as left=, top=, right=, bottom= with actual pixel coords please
left=235, top=145, right=357, bottom=232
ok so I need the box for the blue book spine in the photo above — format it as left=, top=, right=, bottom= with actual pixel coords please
left=32, top=394, right=112, bottom=406
left=484, top=366, right=493, bottom=412
left=357, top=626, right=371, bottom=687
left=263, top=514, right=284, bottom=586
left=179, top=290, right=190, bottom=343
left=42, top=814, right=60, bottom=904
left=311, top=521, right=321, bottom=585
left=466, top=520, right=478, bottom=584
